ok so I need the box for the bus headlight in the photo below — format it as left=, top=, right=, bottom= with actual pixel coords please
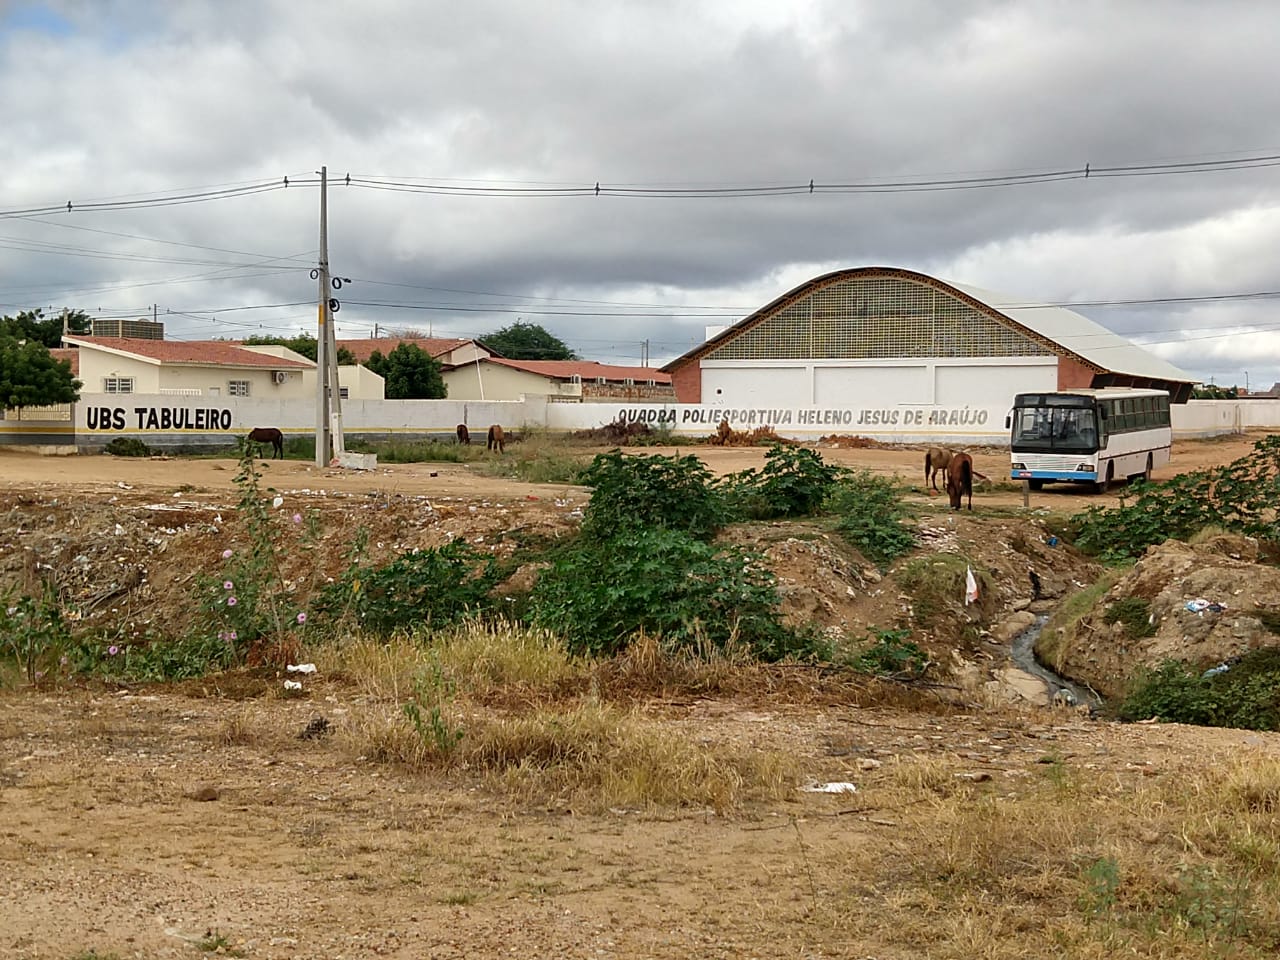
left=1011, top=462, right=1026, bottom=470
left=1077, top=463, right=1095, bottom=472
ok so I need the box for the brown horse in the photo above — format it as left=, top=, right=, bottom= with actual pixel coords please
left=456, top=424, right=471, bottom=445
left=945, top=452, right=988, bottom=510
left=925, top=447, right=954, bottom=494
left=487, top=424, right=505, bottom=453
left=247, top=426, right=284, bottom=460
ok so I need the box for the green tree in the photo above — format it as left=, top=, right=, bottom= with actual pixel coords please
left=0, top=336, right=81, bottom=407
left=367, top=343, right=447, bottom=399
left=481, top=321, right=577, bottom=360
left=0, top=308, right=90, bottom=348
left=242, top=334, right=355, bottom=365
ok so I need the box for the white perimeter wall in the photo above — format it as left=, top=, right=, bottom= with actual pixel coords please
left=16, top=393, right=1280, bottom=451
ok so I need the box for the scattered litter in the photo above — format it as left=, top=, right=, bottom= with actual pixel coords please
left=1185, top=598, right=1227, bottom=614
left=283, top=680, right=303, bottom=690
left=1202, top=661, right=1233, bottom=678
left=802, top=781, right=857, bottom=794
left=1046, top=536, right=1059, bottom=547
left=286, top=663, right=317, bottom=674
left=113, top=524, right=125, bottom=536
left=964, top=565, right=980, bottom=606
left=272, top=496, right=285, bottom=509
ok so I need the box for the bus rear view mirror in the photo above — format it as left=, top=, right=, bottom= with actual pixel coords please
left=1099, top=408, right=1108, bottom=419
left=1004, top=414, right=1011, bottom=429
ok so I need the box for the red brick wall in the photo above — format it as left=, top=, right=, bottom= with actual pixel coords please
left=669, top=362, right=701, bottom=403
left=1057, top=356, right=1096, bottom=390
left=580, top=383, right=676, bottom=402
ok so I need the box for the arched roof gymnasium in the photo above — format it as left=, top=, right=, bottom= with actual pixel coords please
left=662, top=267, right=1196, bottom=402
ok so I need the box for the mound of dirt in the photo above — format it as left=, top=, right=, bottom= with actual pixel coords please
left=705, top=421, right=794, bottom=446
left=817, top=434, right=884, bottom=449
left=1041, top=536, right=1280, bottom=699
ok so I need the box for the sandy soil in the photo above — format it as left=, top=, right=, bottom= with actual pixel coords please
left=4, top=687, right=1280, bottom=960
left=0, top=430, right=1261, bottom=510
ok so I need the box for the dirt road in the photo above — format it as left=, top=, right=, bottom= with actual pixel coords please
left=0, top=431, right=1261, bottom=512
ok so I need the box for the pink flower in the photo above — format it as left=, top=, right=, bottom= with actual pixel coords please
left=227, top=596, right=237, bottom=607
left=296, top=612, right=307, bottom=624
left=228, top=630, right=237, bottom=641
left=293, top=513, right=303, bottom=524
left=107, top=645, right=119, bottom=656
left=221, top=549, right=233, bottom=559
left=223, top=580, right=234, bottom=591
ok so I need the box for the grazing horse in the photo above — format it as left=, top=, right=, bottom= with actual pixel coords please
left=456, top=423, right=471, bottom=445
left=945, top=452, right=988, bottom=510
left=246, top=426, right=284, bottom=460
left=924, top=447, right=955, bottom=495
left=487, top=424, right=505, bottom=453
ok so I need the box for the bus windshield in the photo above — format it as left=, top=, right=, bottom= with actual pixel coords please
left=1010, top=405, right=1100, bottom=453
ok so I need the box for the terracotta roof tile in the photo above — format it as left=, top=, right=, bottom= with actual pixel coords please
left=48, top=348, right=79, bottom=376
left=67, top=337, right=312, bottom=369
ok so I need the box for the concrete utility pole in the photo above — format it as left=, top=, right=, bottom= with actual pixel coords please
left=314, top=167, right=332, bottom=466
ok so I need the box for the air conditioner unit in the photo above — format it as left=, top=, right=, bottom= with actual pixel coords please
left=272, top=371, right=288, bottom=385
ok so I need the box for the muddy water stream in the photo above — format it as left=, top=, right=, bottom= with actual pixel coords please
left=1010, top=615, right=1102, bottom=709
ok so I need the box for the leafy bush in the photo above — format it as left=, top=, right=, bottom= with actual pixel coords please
left=853, top=628, right=928, bottom=678
left=71, top=632, right=236, bottom=682
left=827, top=471, right=917, bottom=568
left=1070, top=434, right=1280, bottom=561
left=529, top=526, right=803, bottom=659
left=103, top=437, right=149, bottom=457
left=1, top=586, right=70, bottom=685
left=578, top=450, right=730, bottom=541
left=317, top=539, right=501, bottom=635
left=1119, top=649, right=1280, bottom=730
left=723, top=444, right=845, bottom=519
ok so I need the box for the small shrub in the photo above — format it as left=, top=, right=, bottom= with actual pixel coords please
left=723, top=444, right=845, bottom=520
left=316, top=539, right=501, bottom=635
left=103, top=436, right=149, bottom=457
left=853, top=628, right=928, bottom=678
left=200, top=445, right=309, bottom=665
left=1103, top=596, right=1156, bottom=639
left=402, top=661, right=465, bottom=756
left=1078, top=855, right=1121, bottom=919
left=530, top=526, right=802, bottom=660
left=0, top=585, right=70, bottom=685
left=578, top=450, right=729, bottom=541
left=827, top=471, right=917, bottom=568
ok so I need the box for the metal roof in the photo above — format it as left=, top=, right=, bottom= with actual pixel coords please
left=662, top=267, right=1196, bottom=386
left=945, top=280, right=1194, bottom=384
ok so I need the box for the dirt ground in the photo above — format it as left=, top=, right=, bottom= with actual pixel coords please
left=0, top=431, right=1274, bottom=959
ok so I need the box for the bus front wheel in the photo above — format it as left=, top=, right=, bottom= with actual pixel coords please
left=1028, top=478, right=1045, bottom=491
left=1095, top=462, right=1114, bottom=494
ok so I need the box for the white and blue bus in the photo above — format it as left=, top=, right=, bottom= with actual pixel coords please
left=1008, top=388, right=1172, bottom=492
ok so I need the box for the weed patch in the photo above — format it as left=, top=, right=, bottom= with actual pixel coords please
left=827, top=471, right=917, bottom=568
left=1118, top=649, right=1280, bottom=729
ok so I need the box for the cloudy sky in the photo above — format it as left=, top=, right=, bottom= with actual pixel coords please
left=3, top=0, right=1280, bottom=386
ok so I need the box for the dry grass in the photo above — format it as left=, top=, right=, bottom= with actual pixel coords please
left=806, top=751, right=1280, bottom=958
left=342, top=698, right=797, bottom=813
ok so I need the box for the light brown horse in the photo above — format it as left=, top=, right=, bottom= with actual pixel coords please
left=487, top=424, right=505, bottom=453
left=945, top=452, right=988, bottom=510
left=925, top=447, right=955, bottom=494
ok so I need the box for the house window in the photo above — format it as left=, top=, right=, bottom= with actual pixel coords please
left=339, top=387, right=349, bottom=400
left=570, top=374, right=582, bottom=384
left=228, top=380, right=251, bottom=397
left=623, top=378, right=635, bottom=386
left=103, top=377, right=134, bottom=394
